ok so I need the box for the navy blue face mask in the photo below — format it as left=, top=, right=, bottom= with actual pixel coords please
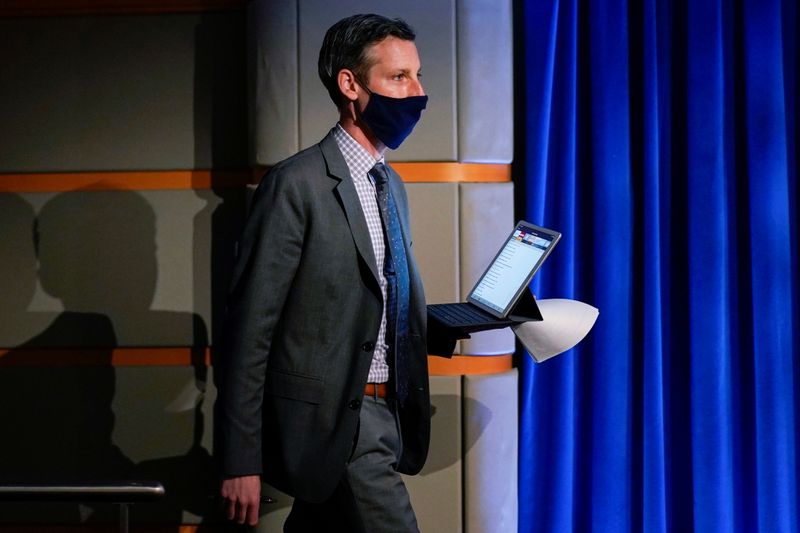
left=359, top=84, right=428, bottom=150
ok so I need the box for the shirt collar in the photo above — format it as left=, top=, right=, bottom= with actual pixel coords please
left=333, top=124, right=385, bottom=180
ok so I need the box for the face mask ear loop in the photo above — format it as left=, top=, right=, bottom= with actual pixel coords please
left=354, top=74, right=373, bottom=97
left=352, top=74, right=373, bottom=126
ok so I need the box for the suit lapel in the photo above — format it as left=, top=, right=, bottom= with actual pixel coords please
left=320, top=132, right=381, bottom=285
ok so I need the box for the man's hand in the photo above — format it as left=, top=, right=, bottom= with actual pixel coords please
left=221, top=475, right=261, bottom=526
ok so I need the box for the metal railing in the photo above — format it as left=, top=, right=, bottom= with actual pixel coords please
left=0, top=481, right=165, bottom=533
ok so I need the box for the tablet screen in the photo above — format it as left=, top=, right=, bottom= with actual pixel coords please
left=468, top=222, right=560, bottom=317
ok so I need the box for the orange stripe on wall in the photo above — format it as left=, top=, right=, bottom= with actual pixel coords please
left=247, top=163, right=511, bottom=184
left=392, top=162, right=510, bottom=182
left=428, top=354, right=513, bottom=376
left=0, top=164, right=510, bottom=193
left=0, top=347, right=512, bottom=375
left=0, top=347, right=211, bottom=367
left=0, top=170, right=251, bottom=193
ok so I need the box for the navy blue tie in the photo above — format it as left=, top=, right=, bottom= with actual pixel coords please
left=371, top=163, right=410, bottom=404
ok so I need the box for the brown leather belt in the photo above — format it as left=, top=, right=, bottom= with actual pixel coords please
left=364, top=382, right=387, bottom=398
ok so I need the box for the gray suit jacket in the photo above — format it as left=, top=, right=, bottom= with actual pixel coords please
left=216, top=130, right=430, bottom=502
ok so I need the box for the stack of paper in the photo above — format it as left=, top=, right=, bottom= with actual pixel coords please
left=511, top=299, right=599, bottom=363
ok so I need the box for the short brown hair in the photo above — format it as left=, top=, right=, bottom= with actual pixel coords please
left=318, top=14, right=416, bottom=107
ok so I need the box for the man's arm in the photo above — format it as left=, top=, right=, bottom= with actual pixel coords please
left=217, top=167, right=306, bottom=521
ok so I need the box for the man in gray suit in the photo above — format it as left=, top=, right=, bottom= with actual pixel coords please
left=217, top=14, right=431, bottom=532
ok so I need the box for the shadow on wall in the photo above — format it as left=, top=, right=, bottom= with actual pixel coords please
left=0, top=195, right=57, bottom=345
left=0, top=10, right=247, bottom=528
left=124, top=10, right=250, bottom=526
left=191, top=4, right=248, bottom=367
left=420, top=394, right=492, bottom=476
left=0, top=189, right=215, bottom=524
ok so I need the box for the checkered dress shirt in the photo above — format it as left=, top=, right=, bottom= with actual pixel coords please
left=332, top=124, right=390, bottom=384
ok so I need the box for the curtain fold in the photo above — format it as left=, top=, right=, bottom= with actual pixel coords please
left=516, top=0, right=798, bottom=531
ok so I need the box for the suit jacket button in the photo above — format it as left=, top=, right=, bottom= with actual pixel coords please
left=361, top=341, right=374, bottom=352
left=348, top=399, right=361, bottom=410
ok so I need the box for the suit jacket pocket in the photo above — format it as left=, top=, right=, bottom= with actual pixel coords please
left=266, top=369, right=324, bottom=405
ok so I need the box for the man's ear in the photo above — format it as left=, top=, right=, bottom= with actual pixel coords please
left=337, top=69, right=359, bottom=103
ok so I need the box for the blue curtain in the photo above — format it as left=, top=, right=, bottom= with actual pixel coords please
left=515, top=0, right=798, bottom=531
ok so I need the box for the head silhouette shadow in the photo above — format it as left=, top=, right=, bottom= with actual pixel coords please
left=0, top=194, right=56, bottom=345
left=35, top=188, right=156, bottom=344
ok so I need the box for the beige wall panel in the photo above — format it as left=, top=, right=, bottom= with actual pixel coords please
left=249, top=0, right=299, bottom=165
left=406, top=183, right=460, bottom=304
left=457, top=0, right=514, bottom=163
left=404, top=375, right=463, bottom=533
left=459, top=182, right=515, bottom=354
left=296, top=0, right=457, bottom=161
left=0, top=189, right=245, bottom=348
left=463, top=370, right=518, bottom=533
left=0, top=14, right=247, bottom=172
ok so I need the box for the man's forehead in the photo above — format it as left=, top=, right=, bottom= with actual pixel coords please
left=365, top=36, right=420, bottom=68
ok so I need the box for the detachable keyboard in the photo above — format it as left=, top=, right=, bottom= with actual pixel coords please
left=427, top=303, right=511, bottom=329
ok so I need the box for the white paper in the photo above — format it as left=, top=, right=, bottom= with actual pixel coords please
left=511, top=298, right=599, bottom=363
